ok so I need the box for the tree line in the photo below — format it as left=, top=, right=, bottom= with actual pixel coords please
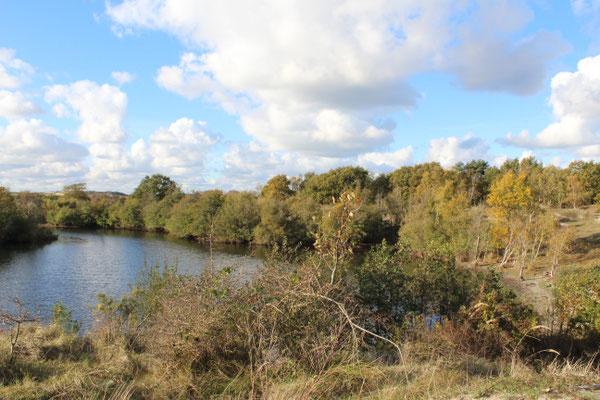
left=4, top=157, right=598, bottom=274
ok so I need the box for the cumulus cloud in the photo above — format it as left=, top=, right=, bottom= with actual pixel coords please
left=45, top=80, right=128, bottom=143
left=0, top=119, right=88, bottom=165
left=426, top=134, right=489, bottom=167
left=111, top=71, right=135, bottom=85
left=0, top=119, right=89, bottom=190
left=147, top=117, right=218, bottom=175
left=222, top=142, right=348, bottom=189
left=85, top=118, right=220, bottom=191
left=0, top=90, right=41, bottom=119
left=357, top=147, right=414, bottom=173
left=503, top=55, right=600, bottom=149
left=519, top=150, right=536, bottom=160
left=0, top=48, right=34, bottom=90
left=107, top=0, right=563, bottom=158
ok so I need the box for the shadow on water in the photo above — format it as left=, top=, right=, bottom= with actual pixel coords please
left=0, top=229, right=266, bottom=331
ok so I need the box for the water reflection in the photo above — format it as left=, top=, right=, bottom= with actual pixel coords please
left=0, top=229, right=264, bottom=330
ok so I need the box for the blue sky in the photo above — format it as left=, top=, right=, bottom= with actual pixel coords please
left=1, top=0, right=599, bottom=192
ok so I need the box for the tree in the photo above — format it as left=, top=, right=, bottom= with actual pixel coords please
left=166, top=191, right=224, bottom=239
left=253, top=197, right=309, bottom=246
left=215, top=191, right=260, bottom=243
left=260, top=174, right=294, bottom=200
left=302, top=166, right=370, bottom=204
left=487, top=171, right=539, bottom=279
left=548, top=224, right=574, bottom=278
left=63, top=183, right=89, bottom=201
left=455, top=159, right=490, bottom=204
left=132, top=174, right=180, bottom=202
left=315, top=191, right=364, bottom=284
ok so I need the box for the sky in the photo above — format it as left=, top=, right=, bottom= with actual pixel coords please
left=1, top=0, right=600, bottom=193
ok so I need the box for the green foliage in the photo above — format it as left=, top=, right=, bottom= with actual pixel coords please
left=142, top=188, right=183, bottom=231
left=408, top=253, right=478, bottom=317
left=118, top=198, right=144, bottom=229
left=456, top=272, right=539, bottom=357
left=14, top=191, right=45, bottom=223
left=454, top=159, right=491, bottom=204
left=356, top=240, right=481, bottom=336
left=96, top=263, right=179, bottom=327
left=302, top=166, right=370, bottom=204
left=62, top=183, right=89, bottom=201
left=554, top=266, right=600, bottom=339
left=355, top=240, right=411, bottom=329
left=568, top=160, right=600, bottom=205
left=253, top=197, right=309, bottom=246
left=131, top=174, right=180, bottom=202
left=389, top=162, right=445, bottom=202
left=0, top=187, right=55, bottom=244
left=166, top=191, right=224, bottom=239
left=399, top=178, right=472, bottom=257
left=51, top=301, right=81, bottom=334
left=214, top=191, right=260, bottom=243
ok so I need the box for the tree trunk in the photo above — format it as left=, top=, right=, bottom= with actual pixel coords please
left=473, top=234, right=481, bottom=266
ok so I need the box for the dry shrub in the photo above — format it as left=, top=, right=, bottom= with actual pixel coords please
left=137, top=258, right=364, bottom=397
left=404, top=272, right=540, bottom=363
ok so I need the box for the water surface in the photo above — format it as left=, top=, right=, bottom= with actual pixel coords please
left=0, top=229, right=264, bottom=330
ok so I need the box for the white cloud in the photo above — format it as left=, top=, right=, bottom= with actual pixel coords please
left=241, top=107, right=393, bottom=157
left=0, top=119, right=88, bottom=165
left=107, top=0, right=564, bottom=157
left=85, top=118, right=220, bottom=192
left=0, top=90, right=40, bottom=119
left=571, top=0, right=600, bottom=14
left=444, top=1, right=568, bottom=95
left=0, top=119, right=89, bottom=191
left=45, top=80, right=128, bottom=143
left=112, top=71, right=135, bottom=85
left=519, top=150, right=536, bottom=160
left=426, top=134, right=489, bottom=167
left=491, top=154, right=509, bottom=167
left=503, top=55, right=600, bottom=148
left=548, top=156, right=564, bottom=167
left=357, top=146, right=414, bottom=173
left=0, top=48, right=34, bottom=89
left=148, top=117, right=218, bottom=175
left=222, top=142, right=347, bottom=189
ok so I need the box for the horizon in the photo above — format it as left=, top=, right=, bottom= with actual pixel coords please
left=1, top=1, right=600, bottom=193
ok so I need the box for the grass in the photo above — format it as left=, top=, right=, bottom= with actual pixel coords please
left=1, top=323, right=599, bottom=399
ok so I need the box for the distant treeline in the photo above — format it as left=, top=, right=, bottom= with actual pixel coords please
left=4, top=157, right=599, bottom=267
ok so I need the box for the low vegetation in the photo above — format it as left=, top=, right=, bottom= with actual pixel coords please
left=1, top=245, right=599, bottom=399
left=4, top=157, right=600, bottom=398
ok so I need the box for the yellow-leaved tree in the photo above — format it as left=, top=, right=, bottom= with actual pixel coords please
left=487, top=171, right=540, bottom=279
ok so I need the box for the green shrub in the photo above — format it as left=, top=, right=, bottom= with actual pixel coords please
left=554, top=266, right=600, bottom=339
left=51, top=301, right=81, bottom=335
left=455, top=272, right=539, bottom=358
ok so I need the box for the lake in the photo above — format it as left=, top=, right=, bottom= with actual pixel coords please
left=0, top=229, right=265, bottom=330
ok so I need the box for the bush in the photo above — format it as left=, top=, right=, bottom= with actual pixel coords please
left=214, top=191, right=260, bottom=243
left=354, top=240, right=411, bottom=331
left=355, top=241, right=479, bottom=335
left=455, top=272, right=539, bottom=358
left=554, top=266, right=600, bottom=339
left=51, top=301, right=81, bottom=335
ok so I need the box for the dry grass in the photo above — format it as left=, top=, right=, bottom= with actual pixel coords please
left=1, top=322, right=599, bottom=399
